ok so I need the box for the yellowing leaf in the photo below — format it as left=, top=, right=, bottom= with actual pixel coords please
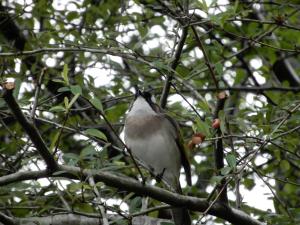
left=62, top=63, right=69, bottom=85
left=68, top=93, right=80, bottom=109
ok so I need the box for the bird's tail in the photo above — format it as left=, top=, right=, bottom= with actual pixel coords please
left=171, top=182, right=191, bottom=225
left=172, top=207, right=191, bottom=225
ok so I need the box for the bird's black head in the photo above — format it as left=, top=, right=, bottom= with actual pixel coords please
left=134, top=86, right=158, bottom=111
left=141, top=91, right=153, bottom=103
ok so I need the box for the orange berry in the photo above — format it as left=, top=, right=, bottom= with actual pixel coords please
left=192, top=136, right=202, bottom=145
left=212, top=118, right=220, bottom=129
left=217, top=91, right=227, bottom=100
left=3, top=82, right=15, bottom=90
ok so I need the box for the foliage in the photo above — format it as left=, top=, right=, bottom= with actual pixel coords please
left=0, top=0, right=300, bottom=224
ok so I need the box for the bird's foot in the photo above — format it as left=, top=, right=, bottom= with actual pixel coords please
left=155, top=168, right=166, bottom=183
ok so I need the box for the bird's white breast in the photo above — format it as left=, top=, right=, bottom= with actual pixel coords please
left=128, top=97, right=156, bottom=116
left=124, top=118, right=181, bottom=187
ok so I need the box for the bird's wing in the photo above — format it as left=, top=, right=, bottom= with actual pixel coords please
left=163, top=113, right=192, bottom=186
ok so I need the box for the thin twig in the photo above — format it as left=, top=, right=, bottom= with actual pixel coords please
left=0, top=47, right=152, bottom=66
left=31, top=67, right=46, bottom=119
left=160, top=26, right=188, bottom=108
left=191, top=25, right=219, bottom=89
left=251, top=166, right=293, bottom=219
left=89, top=176, right=109, bottom=225
left=171, top=83, right=205, bottom=121
left=197, top=179, right=231, bottom=224
left=53, top=111, right=70, bottom=156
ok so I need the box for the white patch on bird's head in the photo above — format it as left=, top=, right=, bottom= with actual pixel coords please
left=128, top=96, right=156, bottom=116
left=151, top=95, right=156, bottom=103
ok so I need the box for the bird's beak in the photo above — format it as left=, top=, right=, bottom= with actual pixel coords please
left=134, top=85, right=142, bottom=98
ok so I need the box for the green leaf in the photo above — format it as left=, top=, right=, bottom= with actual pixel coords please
left=77, top=203, right=94, bottom=213
left=280, top=160, right=290, bottom=172
left=218, top=110, right=226, bottom=133
left=68, top=182, right=84, bottom=192
left=66, top=11, right=79, bottom=22
left=152, top=61, right=172, bottom=72
left=211, top=175, right=223, bottom=184
left=13, top=78, right=21, bottom=99
left=49, top=105, right=65, bottom=112
left=49, top=132, right=60, bottom=152
left=236, top=118, right=248, bottom=132
left=90, top=96, right=103, bottom=112
left=122, top=192, right=135, bottom=204
left=221, top=166, right=231, bottom=175
left=62, top=63, right=69, bottom=85
left=233, top=0, right=239, bottom=13
left=57, top=87, right=70, bottom=92
left=52, top=78, right=65, bottom=84
left=64, top=97, right=69, bottom=109
left=283, top=183, right=295, bottom=194
left=244, top=178, right=255, bottom=190
left=129, top=196, right=142, bottom=213
left=226, top=153, right=236, bottom=168
left=215, top=63, right=223, bottom=76
left=68, top=93, right=80, bottom=109
left=194, top=117, right=211, bottom=137
left=85, top=128, right=107, bottom=141
left=63, top=153, right=79, bottom=166
left=197, top=100, right=211, bottom=114
left=70, top=85, right=82, bottom=95
left=80, top=145, right=97, bottom=159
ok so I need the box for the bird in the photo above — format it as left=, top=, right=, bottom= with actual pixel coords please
left=124, top=88, right=191, bottom=225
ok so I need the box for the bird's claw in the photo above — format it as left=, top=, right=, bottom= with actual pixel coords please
left=155, top=168, right=166, bottom=183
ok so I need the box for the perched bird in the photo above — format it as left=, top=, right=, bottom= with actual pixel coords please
left=124, top=88, right=191, bottom=225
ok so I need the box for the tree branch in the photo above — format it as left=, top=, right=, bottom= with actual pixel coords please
left=0, top=213, right=173, bottom=225
left=181, top=85, right=300, bottom=93
left=0, top=4, right=26, bottom=50
left=2, top=85, right=58, bottom=171
left=160, top=26, right=188, bottom=108
left=191, top=26, right=219, bottom=89
left=0, top=165, right=264, bottom=225
left=0, top=47, right=152, bottom=66
left=212, top=92, right=228, bottom=204
left=0, top=212, right=15, bottom=225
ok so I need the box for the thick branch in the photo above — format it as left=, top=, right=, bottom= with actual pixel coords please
left=213, top=92, right=228, bottom=203
left=0, top=165, right=263, bottom=225
left=0, top=212, right=15, bottom=225
left=0, top=4, right=26, bottom=50
left=2, top=87, right=58, bottom=171
left=0, top=213, right=172, bottom=225
left=183, top=86, right=300, bottom=93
